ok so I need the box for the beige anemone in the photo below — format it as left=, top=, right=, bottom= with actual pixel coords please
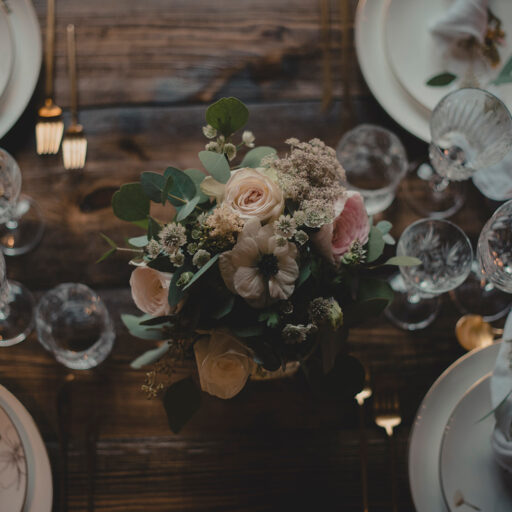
left=219, top=218, right=299, bottom=308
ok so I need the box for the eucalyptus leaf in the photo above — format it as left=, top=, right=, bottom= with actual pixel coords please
left=491, top=56, right=512, bottom=85
left=210, top=294, right=235, bottom=320
left=139, top=316, right=174, bottom=326
left=130, top=342, right=170, bottom=369
left=161, top=175, right=174, bottom=205
left=366, top=226, right=386, bottom=263
left=176, top=195, right=200, bottom=222
left=297, top=263, right=312, bottom=288
left=376, top=220, right=392, bottom=235
left=183, top=254, right=220, bottom=290
left=163, top=167, right=197, bottom=205
left=198, top=151, right=231, bottom=183
left=426, top=72, right=457, bottom=86
left=383, top=233, right=396, bottom=245
left=384, top=256, right=422, bottom=267
left=100, top=233, right=117, bottom=248
left=147, top=217, right=162, bottom=241
left=121, top=313, right=167, bottom=340
left=232, top=324, right=265, bottom=338
left=140, top=172, right=166, bottom=203
left=163, top=378, right=201, bottom=434
left=205, top=97, right=249, bottom=137
left=184, top=168, right=209, bottom=203
left=112, top=183, right=150, bottom=222
left=128, top=235, right=149, bottom=248
left=240, top=146, right=276, bottom=168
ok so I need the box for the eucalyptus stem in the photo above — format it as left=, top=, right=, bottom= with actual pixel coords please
left=167, top=193, right=204, bottom=212
left=117, top=247, right=144, bottom=254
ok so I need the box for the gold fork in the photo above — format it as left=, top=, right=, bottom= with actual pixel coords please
left=374, top=389, right=402, bottom=512
left=355, top=370, right=372, bottom=512
left=62, top=24, right=87, bottom=170
left=36, top=0, right=64, bottom=155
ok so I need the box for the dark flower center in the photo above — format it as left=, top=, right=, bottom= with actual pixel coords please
left=258, top=253, right=279, bottom=278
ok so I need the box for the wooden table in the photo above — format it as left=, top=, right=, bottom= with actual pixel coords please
left=0, top=1, right=505, bottom=510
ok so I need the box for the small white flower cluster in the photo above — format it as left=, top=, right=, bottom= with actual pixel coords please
left=273, top=211, right=309, bottom=248
left=202, top=125, right=255, bottom=161
left=158, top=222, right=187, bottom=266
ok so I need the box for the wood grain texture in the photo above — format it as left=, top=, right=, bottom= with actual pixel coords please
left=0, top=1, right=505, bottom=511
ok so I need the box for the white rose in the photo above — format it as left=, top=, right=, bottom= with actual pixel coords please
left=194, top=330, right=254, bottom=399
left=129, top=266, right=172, bottom=317
left=224, top=167, right=284, bottom=224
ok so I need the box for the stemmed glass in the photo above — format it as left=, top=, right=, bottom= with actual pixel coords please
left=385, top=219, right=473, bottom=331
left=404, top=88, right=512, bottom=218
left=336, top=124, right=408, bottom=215
left=0, top=149, right=44, bottom=255
left=477, top=199, right=512, bottom=294
left=0, top=251, right=35, bottom=346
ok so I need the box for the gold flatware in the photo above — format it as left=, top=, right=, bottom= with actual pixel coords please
left=374, top=389, right=401, bottom=512
left=355, top=372, right=372, bottom=512
left=455, top=314, right=504, bottom=351
left=36, top=0, right=63, bottom=155
left=62, top=24, right=87, bottom=170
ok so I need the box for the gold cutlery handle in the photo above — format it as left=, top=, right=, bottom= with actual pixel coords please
left=45, top=0, right=56, bottom=99
left=357, top=404, right=369, bottom=512
left=66, top=24, right=78, bottom=125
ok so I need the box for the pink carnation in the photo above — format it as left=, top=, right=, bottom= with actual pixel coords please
left=311, top=191, right=370, bottom=265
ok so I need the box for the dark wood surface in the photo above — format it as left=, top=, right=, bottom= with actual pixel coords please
left=0, top=1, right=505, bottom=511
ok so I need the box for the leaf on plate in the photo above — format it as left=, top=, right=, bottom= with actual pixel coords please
left=426, top=72, right=457, bottom=87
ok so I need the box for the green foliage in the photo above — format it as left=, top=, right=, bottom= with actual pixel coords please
left=210, top=294, right=235, bottom=320
left=376, top=220, right=392, bottom=235
left=121, top=313, right=167, bottom=340
left=232, top=324, right=265, bottom=338
left=163, top=167, right=197, bottom=206
left=169, top=265, right=190, bottom=307
left=161, top=175, right=174, bottom=205
left=366, top=226, right=385, bottom=263
left=240, top=146, right=276, bottom=168
left=127, top=235, right=149, bottom=248
left=112, top=183, right=150, bottom=222
left=205, top=97, right=249, bottom=137
left=182, top=254, right=220, bottom=290
left=130, top=342, right=170, bottom=369
left=147, top=255, right=174, bottom=273
left=383, top=256, right=422, bottom=267
left=176, top=196, right=200, bottom=222
left=147, top=217, right=161, bottom=241
left=258, top=310, right=280, bottom=328
left=183, top=168, right=209, bottom=203
left=296, top=262, right=312, bottom=288
left=426, top=72, right=457, bottom=86
left=198, top=151, right=231, bottom=183
left=491, top=56, right=512, bottom=85
left=345, top=277, right=393, bottom=327
left=163, top=378, right=202, bottom=434
left=96, top=233, right=117, bottom=262
left=140, top=172, right=168, bottom=203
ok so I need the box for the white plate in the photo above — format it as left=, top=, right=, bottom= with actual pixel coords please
left=385, top=0, right=512, bottom=113
left=0, top=0, right=42, bottom=140
left=0, top=405, right=27, bottom=512
left=0, top=386, right=52, bottom=512
left=0, top=7, right=15, bottom=101
left=355, top=0, right=430, bottom=142
left=408, top=342, right=501, bottom=512
left=440, top=374, right=512, bottom=512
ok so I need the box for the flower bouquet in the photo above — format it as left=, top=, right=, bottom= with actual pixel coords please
left=100, top=98, right=415, bottom=432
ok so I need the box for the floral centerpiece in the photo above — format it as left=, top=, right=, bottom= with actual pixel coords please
left=100, top=98, right=416, bottom=432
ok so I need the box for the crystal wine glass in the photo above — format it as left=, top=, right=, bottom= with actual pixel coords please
left=404, top=88, right=512, bottom=218
left=0, top=149, right=45, bottom=255
left=336, top=124, right=408, bottom=215
left=477, top=199, right=512, bottom=294
left=385, top=219, right=473, bottom=330
left=0, top=251, right=35, bottom=347
left=35, top=283, right=115, bottom=369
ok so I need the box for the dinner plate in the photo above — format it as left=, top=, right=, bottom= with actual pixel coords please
left=0, top=405, right=27, bottom=512
left=0, top=386, right=52, bottom=512
left=440, top=374, right=512, bottom=512
left=0, top=7, right=15, bottom=102
left=408, top=342, right=501, bottom=512
left=0, top=0, right=42, bottom=140
left=355, top=0, right=430, bottom=142
left=385, top=0, right=512, bottom=113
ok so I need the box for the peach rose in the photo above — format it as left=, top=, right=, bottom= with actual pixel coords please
left=194, top=330, right=254, bottom=399
left=311, top=191, right=370, bottom=265
left=224, top=167, right=284, bottom=224
left=129, top=266, right=172, bottom=317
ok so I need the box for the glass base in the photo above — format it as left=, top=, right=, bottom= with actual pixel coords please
left=403, top=163, right=466, bottom=219
left=0, top=280, right=35, bottom=347
left=0, top=195, right=44, bottom=256
left=450, top=261, right=512, bottom=322
left=385, top=274, right=441, bottom=331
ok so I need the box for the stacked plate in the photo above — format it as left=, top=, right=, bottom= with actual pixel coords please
left=0, top=0, right=42, bottom=140
left=355, top=0, right=512, bottom=201
left=409, top=341, right=512, bottom=511
left=0, top=385, right=52, bottom=512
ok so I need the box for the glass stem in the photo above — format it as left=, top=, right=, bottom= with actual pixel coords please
left=429, top=174, right=450, bottom=194
left=0, top=279, right=11, bottom=320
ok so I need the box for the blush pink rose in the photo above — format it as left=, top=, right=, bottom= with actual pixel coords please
left=129, top=267, right=173, bottom=317
left=311, top=191, right=370, bottom=265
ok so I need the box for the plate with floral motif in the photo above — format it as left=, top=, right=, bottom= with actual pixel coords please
left=0, top=405, right=27, bottom=512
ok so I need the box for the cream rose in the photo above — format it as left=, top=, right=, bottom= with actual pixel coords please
left=224, top=167, right=284, bottom=224
left=129, top=266, right=172, bottom=317
left=194, top=330, right=254, bottom=399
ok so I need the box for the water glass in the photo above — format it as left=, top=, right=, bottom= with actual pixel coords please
left=386, top=219, right=473, bottom=330
left=336, top=124, right=408, bottom=215
left=35, top=283, right=115, bottom=369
